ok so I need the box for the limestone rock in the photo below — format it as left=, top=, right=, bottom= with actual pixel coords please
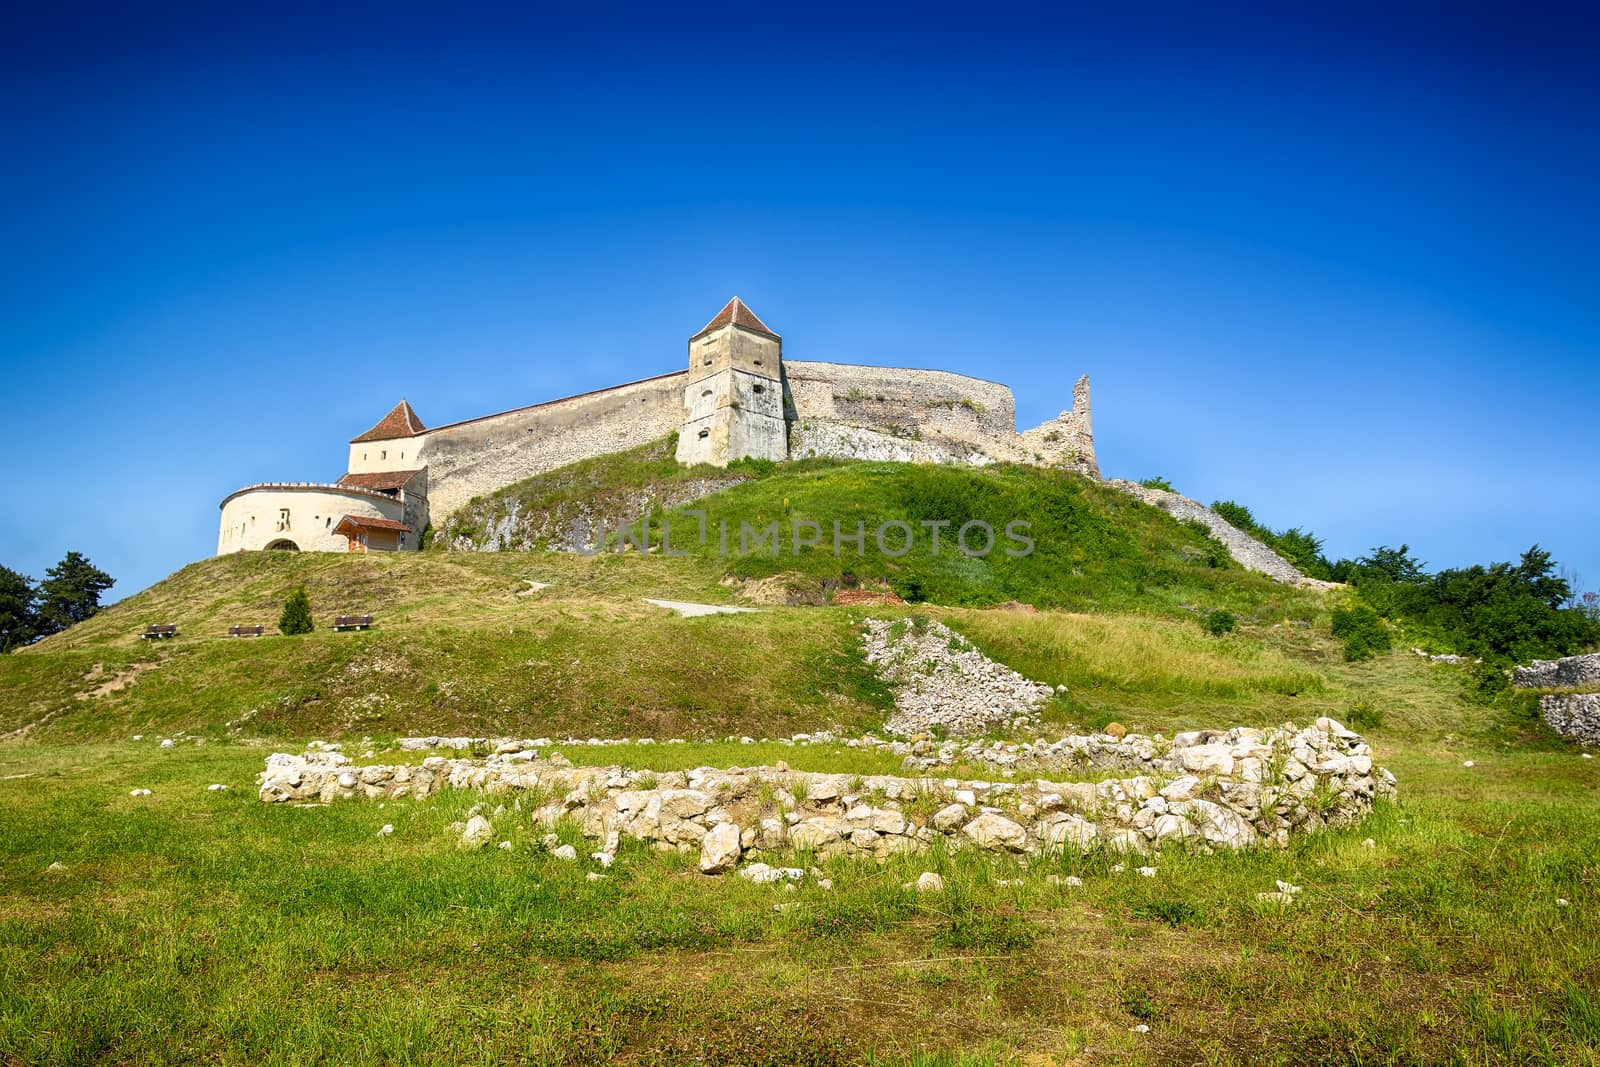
left=914, top=872, right=944, bottom=893
left=459, top=815, right=493, bottom=848
left=699, top=822, right=743, bottom=874
left=962, top=812, right=1028, bottom=852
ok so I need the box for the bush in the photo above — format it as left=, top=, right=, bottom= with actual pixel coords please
left=1202, top=610, right=1237, bottom=636
left=1139, top=476, right=1175, bottom=491
left=278, top=587, right=314, bottom=636
left=1347, top=699, right=1385, bottom=731
left=1331, top=604, right=1390, bottom=661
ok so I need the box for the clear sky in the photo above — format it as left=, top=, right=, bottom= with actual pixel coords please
left=4, top=4, right=1597, bottom=603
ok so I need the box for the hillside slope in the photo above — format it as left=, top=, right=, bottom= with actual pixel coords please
left=12, top=453, right=1520, bottom=748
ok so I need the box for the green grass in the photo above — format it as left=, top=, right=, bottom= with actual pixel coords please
left=1, top=737, right=1597, bottom=1065
left=4, top=454, right=1598, bottom=1062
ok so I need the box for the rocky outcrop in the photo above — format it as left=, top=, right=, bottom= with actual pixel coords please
left=861, top=617, right=1055, bottom=736
left=1513, top=652, right=1600, bottom=690
left=1106, top=480, right=1340, bottom=589
left=1540, top=693, right=1600, bottom=747
left=258, top=720, right=1394, bottom=869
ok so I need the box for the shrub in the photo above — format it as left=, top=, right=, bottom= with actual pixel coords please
left=278, top=587, right=314, bottom=636
left=1202, top=610, right=1237, bottom=636
left=1139, top=476, right=1175, bottom=491
left=1330, top=604, right=1390, bottom=661
left=1347, top=699, right=1385, bottom=731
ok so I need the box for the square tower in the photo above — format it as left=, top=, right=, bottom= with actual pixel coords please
left=676, top=297, right=789, bottom=466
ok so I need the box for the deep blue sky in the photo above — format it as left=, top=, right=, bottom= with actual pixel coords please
left=4, top=4, right=1597, bottom=603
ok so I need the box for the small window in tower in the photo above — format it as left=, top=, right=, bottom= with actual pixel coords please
left=753, top=384, right=764, bottom=394
left=701, top=389, right=713, bottom=398
left=698, top=429, right=710, bottom=439
left=754, top=359, right=762, bottom=366
left=381, top=450, right=387, bottom=460
left=277, top=508, right=291, bottom=531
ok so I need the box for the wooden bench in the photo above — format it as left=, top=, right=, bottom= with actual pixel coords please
left=228, top=625, right=265, bottom=638
left=332, top=615, right=373, bottom=632
left=141, top=624, right=178, bottom=640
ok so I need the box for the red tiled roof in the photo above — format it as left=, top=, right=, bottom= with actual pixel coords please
left=337, top=470, right=423, bottom=492
left=350, top=400, right=426, bottom=443
left=692, top=297, right=779, bottom=341
left=333, top=515, right=412, bottom=534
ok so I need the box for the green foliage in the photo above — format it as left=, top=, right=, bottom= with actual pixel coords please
left=1331, top=604, right=1392, bottom=662
left=1341, top=544, right=1600, bottom=665
left=1131, top=898, right=1206, bottom=926
left=1202, top=609, right=1237, bottom=636
left=1138, top=476, right=1174, bottom=491
left=278, top=587, right=314, bottom=636
left=32, top=551, right=114, bottom=639
left=669, top=462, right=1305, bottom=616
left=726, top=455, right=778, bottom=478
left=0, top=565, right=36, bottom=653
left=1346, top=699, right=1385, bottom=731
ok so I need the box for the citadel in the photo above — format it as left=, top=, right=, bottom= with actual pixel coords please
left=217, top=299, right=1098, bottom=554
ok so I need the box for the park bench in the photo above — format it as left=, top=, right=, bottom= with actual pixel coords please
left=141, top=624, right=177, bottom=640
left=333, top=615, right=374, bottom=632
left=228, top=625, right=265, bottom=638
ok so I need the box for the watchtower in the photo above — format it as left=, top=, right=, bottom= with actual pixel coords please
left=676, top=297, right=789, bottom=466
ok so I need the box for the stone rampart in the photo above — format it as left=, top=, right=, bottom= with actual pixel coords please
left=784, top=361, right=1097, bottom=477
left=420, top=372, right=687, bottom=523
left=1513, top=652, right=1600, bottom=689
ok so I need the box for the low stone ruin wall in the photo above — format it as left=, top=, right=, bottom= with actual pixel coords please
left=1540, top=693, right=1600, bottom=747
left=259, top=719, right=1394, bottom=871
left=1513, top=652, right=1600, bottom=690
left=1105, top=480, right=1341, bottom=590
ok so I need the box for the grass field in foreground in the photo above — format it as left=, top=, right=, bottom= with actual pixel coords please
left=1, top=735, right=1597, bottom=1066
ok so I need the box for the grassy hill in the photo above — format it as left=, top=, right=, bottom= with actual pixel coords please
left=4, top=452, right=1599, bottom=1064
left=2, top=450, right=1354, bottom=744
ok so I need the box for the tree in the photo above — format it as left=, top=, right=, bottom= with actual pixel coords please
left=33, top=551, right=114, bottom=638
left=278, top=586, right=314, bottom=636
left=0, top=565, right=37, bottom=652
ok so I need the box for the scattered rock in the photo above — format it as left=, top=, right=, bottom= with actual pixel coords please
left=913, top=871, right=945, bottom=893
left=45, top=861, right=67, bottom=873
left=551, top=844, right=578, bottom=861
left=1136, top=866, right=1157, bottom=878
left=207, top=783, right=228, bottom=792
left=1104, top=722, right=1128, bottom=739
left=129, top=788, right=152, bottom=797
left=498, top=840, right=512, bottom=850
left=862, top=617, right=1053, bottom=736
left=461, top=815, right=494, bottom=849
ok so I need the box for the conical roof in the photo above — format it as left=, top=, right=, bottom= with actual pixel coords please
left=350, top=400, right=426, bottom=443
left=692, top=297, right=779, bottom=341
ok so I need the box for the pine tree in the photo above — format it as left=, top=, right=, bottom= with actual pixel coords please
left=0, top=564, right=37, bottom=652
left=34, top=551, right=114, bottom=639
left=278, top=586, right=314, bottom=636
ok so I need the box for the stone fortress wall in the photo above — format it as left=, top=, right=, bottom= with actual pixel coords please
left=416, top=372, right=688, bottom=524
left=218, top=484, right=410, bottom=553
left=217, top=298, right=1100, bottom=553
left=784, top=361, right=1097, bottom=476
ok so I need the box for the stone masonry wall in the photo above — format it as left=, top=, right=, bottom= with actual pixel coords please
left=420, top=372, right=687, bottom=524
left=1513, top=652, right=1600, bottom=689
left=784, top=361, right=1097, bottom=477
left=259, top=718, right=1393, bottom=870
left=1539, top=693, right=1600, bottom=747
